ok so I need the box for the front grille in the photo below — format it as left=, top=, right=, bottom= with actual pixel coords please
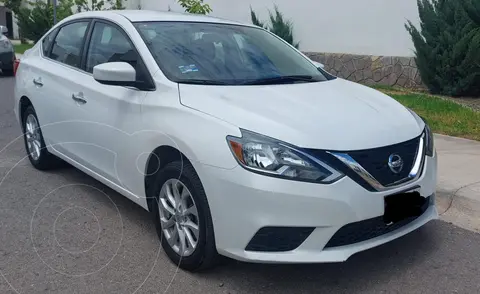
left=324, top=194, right=430, bottom=248
left=303, top=135, right=423, bottom=191
left=245, top=227, right=314, bottom=252
left=347, top=136, right=421, bottom=186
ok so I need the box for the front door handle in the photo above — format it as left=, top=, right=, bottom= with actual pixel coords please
left=72, top=92, right=87, bottom=105
left=33, top=78, right=43, bottom=87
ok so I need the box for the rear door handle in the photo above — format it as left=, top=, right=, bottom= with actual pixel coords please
left=33, top=78, right=43, bottom=87
left=72, top=92, right=87, bottom=105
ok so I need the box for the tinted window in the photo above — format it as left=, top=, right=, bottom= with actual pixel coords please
left=49, top=21, right=89, bottom=68
left=134, top=22, right=328, bottom=85
left=85, top=22, right=150, bottom=87
left=41, top=28, right=58, bottom=56
left=86, top=22, right=138, bottom=74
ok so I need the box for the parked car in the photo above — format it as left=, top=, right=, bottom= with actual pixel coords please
left=0, top=25, right=15, bottom=76
left=14, top=10, right=437, bottom=271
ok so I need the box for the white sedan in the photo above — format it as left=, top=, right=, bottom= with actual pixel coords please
left=14, top=10, right=438, bottom=271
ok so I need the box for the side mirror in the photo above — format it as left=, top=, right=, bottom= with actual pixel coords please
left=93, top=62, right=137, bottom=87
left=0, top=26, right=8, bottom=35
left=312, top=61, right=325, bottom=69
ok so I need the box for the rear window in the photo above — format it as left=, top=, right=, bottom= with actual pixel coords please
left=41, top=28, right=58, bottom=56
left=49, top=21, right=89, bottom=68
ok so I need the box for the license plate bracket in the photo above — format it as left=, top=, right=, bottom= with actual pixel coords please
left=383, top=191, right=427, bottom=224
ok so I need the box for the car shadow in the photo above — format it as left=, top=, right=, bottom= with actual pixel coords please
left=47, top=164, right=442, bottom=293
left=198, top=224, right=439, bottom=292
left=46, top=164, right=157, bottom=237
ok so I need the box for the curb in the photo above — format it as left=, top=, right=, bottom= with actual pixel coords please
left=436, top=188, right=480, bottom=233
left=433, top=133, right=480, bottom=144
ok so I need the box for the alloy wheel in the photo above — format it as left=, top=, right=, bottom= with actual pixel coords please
left=25, top=114, right=42, bottom=161
left=158, top=179, right=200, bottom=257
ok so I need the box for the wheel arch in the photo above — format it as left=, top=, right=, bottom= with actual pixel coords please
left=144, top=145, right=194, bottom=213
left=19, top=95, right=33, bottom=128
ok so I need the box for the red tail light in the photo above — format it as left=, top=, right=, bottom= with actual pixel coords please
left=13, top=57, right=20, bottom=76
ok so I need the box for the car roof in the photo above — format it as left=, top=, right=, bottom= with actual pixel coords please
left=69, top=10, right=251, bottom=26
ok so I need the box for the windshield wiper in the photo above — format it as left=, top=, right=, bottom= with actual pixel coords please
left=176, top=79, right=230, bottom=85
left=240, top=75, right=317, bottom=85
left=176, top=76, right=318, bottom=86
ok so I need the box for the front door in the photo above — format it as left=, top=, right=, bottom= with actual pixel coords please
left=67, top=20, right=152, bottom=188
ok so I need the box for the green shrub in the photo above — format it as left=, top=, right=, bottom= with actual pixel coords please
left=406, top=0, right=480, bottom=97
left=177, top=0, right=212, bottom=14
left=3, top=0, right=22, bottom=14
left=250, top=5, right=299, bottom=49
left=16, top=0, right=74, bottom=43
left=75, top=0, right=125, bottom=12
left=250, top=6, right=266, bottom=29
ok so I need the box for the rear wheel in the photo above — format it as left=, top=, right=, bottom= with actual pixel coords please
left=22, top=106, right=62, bottom=170
left=149, top=160, right=220, bottom=271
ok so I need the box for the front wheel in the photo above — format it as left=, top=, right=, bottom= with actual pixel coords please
left=149, top=160, right=220, bottom=271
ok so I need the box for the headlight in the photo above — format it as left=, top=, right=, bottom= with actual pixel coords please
left=226, top=130, right=343, bottom=183
left=407, top=108, right=434, bottom=157
left=424, top=121, right=434, bottom=157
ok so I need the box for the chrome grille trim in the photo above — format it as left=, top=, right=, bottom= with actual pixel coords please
left=328, top=134, right=425, bottom=192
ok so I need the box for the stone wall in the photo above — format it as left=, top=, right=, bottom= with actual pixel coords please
left=304, top=52, right=425, bottom=89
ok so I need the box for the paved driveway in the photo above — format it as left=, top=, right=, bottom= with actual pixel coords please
left=1, top=76, right=480, bottom=294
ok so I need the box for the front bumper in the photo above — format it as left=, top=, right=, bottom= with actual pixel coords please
left=198, top=152, right=438, bottom=263
left=0, top=51, right=15, bottom=69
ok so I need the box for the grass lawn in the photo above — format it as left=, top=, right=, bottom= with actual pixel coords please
left=14, top=43, right=34, bottom=54
left=377, top=88, right=480, bottom=141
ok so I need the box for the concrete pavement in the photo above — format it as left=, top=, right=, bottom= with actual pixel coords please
left=435, top=134, right=480, bottom=233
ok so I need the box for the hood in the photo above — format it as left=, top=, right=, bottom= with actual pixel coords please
left=179, top=78, right=424, bottom=150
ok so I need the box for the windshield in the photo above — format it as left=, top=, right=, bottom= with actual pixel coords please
left=134, top=21, right=330, bottom=85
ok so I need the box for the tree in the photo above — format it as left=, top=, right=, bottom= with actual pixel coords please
left=250, top=5, right=299, bottom=49
left=16, top=0, right=74, bottom=42
left=75, top=0, right=125, bottom=12
left=177, top=0, right=212, bottom=14
left=3, top=0, right=22, bottom=14
left=250, top=6, right=266, bottom=29
left=405, top=0, right=480, bottom=97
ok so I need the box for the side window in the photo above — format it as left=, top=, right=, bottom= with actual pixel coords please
left=41, top=28, right=58, bottom=56
left=86, top=22, right=138, bottom=74
left=49, top=21, right=89, bottom=68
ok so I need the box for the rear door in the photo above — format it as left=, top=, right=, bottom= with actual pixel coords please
left=17, top=27, right=58, bottom=139
left=22, top=20, right=91, bottom=152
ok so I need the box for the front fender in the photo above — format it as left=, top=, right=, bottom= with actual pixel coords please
left=115, top=87, right=241, bottom=201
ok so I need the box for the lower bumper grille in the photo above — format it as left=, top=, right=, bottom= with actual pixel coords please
left=324, top=194, right=430, bottom=248
left=245, top=226, right=314, bottom=252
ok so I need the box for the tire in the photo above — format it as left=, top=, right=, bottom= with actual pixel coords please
left=149, top=160, right=219, bottom=271
left=22, top=106, right=62, bottom=170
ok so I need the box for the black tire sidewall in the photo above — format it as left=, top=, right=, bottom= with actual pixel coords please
left=22, top=106, right=51, bottom=168
left=149, top=161, right=217, bottom=271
